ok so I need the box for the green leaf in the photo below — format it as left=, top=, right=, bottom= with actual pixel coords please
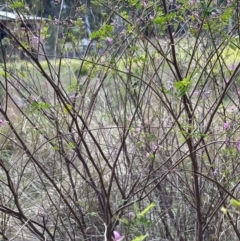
left=138, top=217, right=152, bottom=226
left=10, top=1, right=24, bottom=9
left=41, top=26, right=50, bottom=39
left=153, top=16, right=167, bottom=25
left=137, top=203, right=155, bottom=218
left=0, top=71, right=9, bottom=78
left=31, top=102, right=51, bottom=110
left=131, top=234, right=148, bottom=241
left=230, top=199, right=240, bottom=209
left=76, top=18, right=83, bottom=27
left=90, top=24, right=113, bottom=40
left=153, top=12, right=175, bottom=26
left=229, top=37, right=239, bottom=51
left=68, top=78, right=78, bottom=91
left=145, top=133, right=157, bottom=142
left=63, top=104, right=72, bottom=114
left=137, top=141, right=142, bottom=147
left=221, top=8, right=232, bottom=23
left=67, top=142, right=75, bottom=150
left=128, top=0, right=141, bottom=8
left=121, top=11, right=129, bottom=20
left=174, top=77, right=191, bottom=97
left=19, top=71, right=27, bottom=78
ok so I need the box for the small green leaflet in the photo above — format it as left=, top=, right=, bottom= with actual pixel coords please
left=131, top=234, right=148, bottom=241
left=137, top=203, right=155, bottom=218
left=174, top=77, right=191, bottom=97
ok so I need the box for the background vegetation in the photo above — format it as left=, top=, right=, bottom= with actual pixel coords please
left=0, top=0, right=240, bottom=240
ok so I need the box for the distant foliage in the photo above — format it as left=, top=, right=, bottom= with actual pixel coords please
left=0, top=0, right=239, bottom=241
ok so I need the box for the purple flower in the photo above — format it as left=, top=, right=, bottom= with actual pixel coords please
left=145, top=152, right=150, bottom=158
left=113, top=231, right=124, bottom=241
left=230, top=106, right=237, bottom=113
left=107, top=37, right=113, bottom=44
left=127, top=212, right=135, bottom=220
left=237, top=143, right=240, bottom=151
left=203, top=90, right=211, bottom=99
left=193, top=90, right=199, bottom=96
left=133, top=127, right=141, bottom=136
left=228, top=64, right=234, bottom=71
left=152, top=144, right=158, bottom=152
left=168, top=81, right=173, bottom=90
left=227, top=0, right=231, bottom=6
left=70, top=95, right=78, bottom=101
left=0, top=119, right=5, bottom=126
left=32, top=36, right=39, bottom=44
left=225, top=138, right=230, bottom=146
left=114, top=231, right=121, bottom=240
left=223, top=122, right=229, bottom=129
left=213, top=169, right=218, bottom=176
left=30, top=95, right=36, bottom=101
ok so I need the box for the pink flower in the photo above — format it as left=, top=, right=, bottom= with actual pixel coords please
left=0, top=119, right=6, bottom=126
left=113, top=231, right=121, bottom=240
left=227, top=0, right=231, bottom=6
left=228, top=64, right=234, bottom=71
left=237, top=143, right=240, bottom=151
left=70, top=95, right=78, bottom=100
left=152, top=144, right=158, bottom=152
left=134, top=127, right=141, bottom=136
left=213, top=169, right=218, bottom=176
left=230, top=106, right=237, bottom=113
left=128, top=212, right=135, bottom=220
left=223, top=122, right=229, bottom=129
left=107, top=37, right=113, bottom=44
left=145, top=152, right=150, bottom=158
left=32, top=36, right=39, bottom=44
left=203, top=90, right=211, bottom=99
left=113, top=231, right=124, bottom=241
left=30, top=95, right=36, bottom=101
left=168, top=81, right=173, bottom=89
